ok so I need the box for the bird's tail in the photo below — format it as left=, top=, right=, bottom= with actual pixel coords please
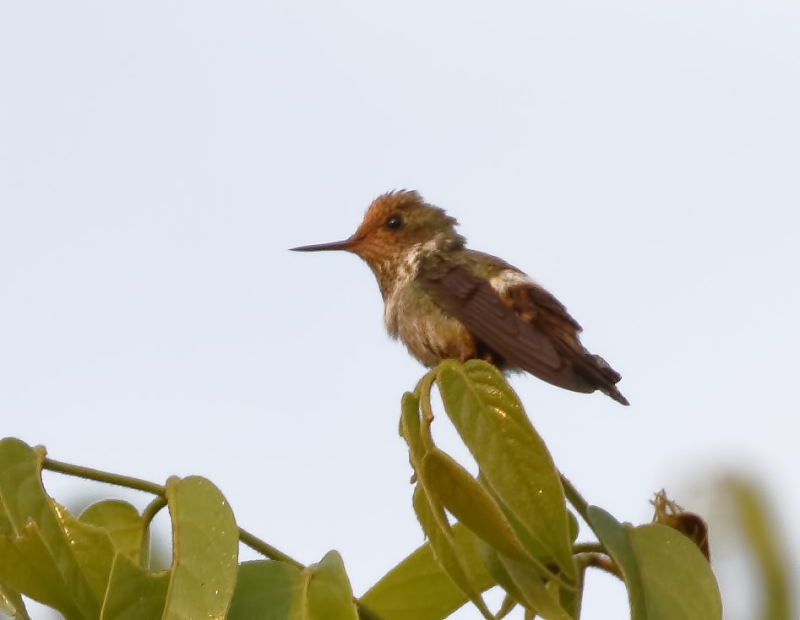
left=602, top=384, right=630, bottom=406
left=590, top=354, right=629, bottom=405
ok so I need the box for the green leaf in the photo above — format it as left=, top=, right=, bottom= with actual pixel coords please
left=400, top=390, right=494, bottom=618
left=555, top=565, right=583, bottom=620
left=0, top=578, right=30, bottom=619
left=79, top=500, right=146, bottom=563
left=0, top=520, right=85, bottom=619
left=0, top=438, right=45, bottom=535
left=567, top=512, right=579, bottom=543
left=99, top=553, right=171, bottom=619
left=497, top=556, right=571, bottom=620
left=723, top=477, right=794, bottom=619
left=472, top=538, right=529, bottom=610
left=304, top=551, right=360, bottom=620
left=229, top=555, right=361, bottom=620
left=361, top=523, right=494, bottom=620
left=55, top=503, right=120, bottom=604
left=472, top=538, right=570, bottom=620
left=495, top=593, right=518, bottom=620
left=435, top=361, right=575, bottom=577
left=630, top=524, right=722, bottom=620
left=421, top=449, right=546, bottom=571
left=0, top=438, right=107, bottom=618
left=586, top=506, right=647, bottom=619
left=0, top=441, right=241, bottom=619
left=399, top=392, right=426, bottom=470
left=412, top=487, right=494, bottom=619
left=162, top=476, right=239, bottom=620
left=228, top=561, right=305, bottom=620
left=476, top=473, right=573, bottom=583
left=587, top=506, right=722, bottom=620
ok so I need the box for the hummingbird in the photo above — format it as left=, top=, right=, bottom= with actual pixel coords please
left=292, top=190, right=628, bottom=405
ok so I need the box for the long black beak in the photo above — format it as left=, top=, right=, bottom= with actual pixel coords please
left=290, top=239, right=354, bottom=252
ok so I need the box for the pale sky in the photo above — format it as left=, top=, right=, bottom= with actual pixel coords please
left=1, top=2, right=798, bottom=618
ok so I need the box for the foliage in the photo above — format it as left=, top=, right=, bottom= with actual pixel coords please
left=0, top=360, right=738, bottom=618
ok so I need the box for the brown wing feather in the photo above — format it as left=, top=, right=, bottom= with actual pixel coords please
left=507, top=283, right=628, bottom=404
left=419, top=261, right=628, bottom=405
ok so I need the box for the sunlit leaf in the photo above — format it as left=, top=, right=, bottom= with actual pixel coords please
left=304, top=551, right=360, bottom=620
left=435, top=361, right=574, bottom=577
left=0, top=520, right=84, bottom=618
left=497, top=555, right=571, bottom=620
left=421, top=449, right=537, bottom=567
left=400, top=390, right=493, bottom=618
left=567, top=512, right=579, bottom=544
left=361, top=523, right=494, bottom=620
left=473, top=538, right=528, bottom=610
left=228, top=561, right=305, bottom=620
left=0, top=577, right=30, bottom=619
left=412, top=487, right=494, bottom=619
left=586, top=507, right=646, bottom=618
left=99, top=553, right=171, bottom=619
left=473, top=538, right=570, bottom=620
left=162, top=476, right=239, bottom=619
left=495, top=593, right=517, bottom=620
left=631, top=524, right=721, bottom=619
left=476, top=472, right=573, bottom=582
left=588, top=506, right=722, bottom=620
left=56, top=503, right=120, bottom=603
left=400, top=392, right=426, bottom=470
left=556, top=564, right=583, bottom=620
left=0, top=438, right=107, bottom=617
left=80, top=500, right=145, bottom=563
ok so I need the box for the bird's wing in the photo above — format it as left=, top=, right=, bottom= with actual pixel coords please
left=418, top=258, right=628, bottom=404
left=504, top=279, right=625, bottom=392
left=418, top=259, right=567, bottom=377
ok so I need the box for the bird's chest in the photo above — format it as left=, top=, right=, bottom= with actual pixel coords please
left=383, top=281, right=475, bottom=367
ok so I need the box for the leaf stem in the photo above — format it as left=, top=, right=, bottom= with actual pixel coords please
left=414, top=367, right=439, bottom=452
left=237, top=528, right=304, bottom=569
left=141, top=495, right=168, bottom=533
left=43, top=456, right=166, bottom=495
left=42, top=455, right=306, bottom=570
left=559, top=473, right=590, bottom=524
left=572, top=542, right=605, bottom=555
left=414, top=368, right=438, bottom=422
left=137, top=495, right=167, bottom=567
left=579, top=552, right=622, bottom=580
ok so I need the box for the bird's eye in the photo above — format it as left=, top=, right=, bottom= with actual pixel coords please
left=385, top=214, right=404, bottom=231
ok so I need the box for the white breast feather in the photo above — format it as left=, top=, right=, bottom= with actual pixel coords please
left=383, top=235, right=444, bottom=336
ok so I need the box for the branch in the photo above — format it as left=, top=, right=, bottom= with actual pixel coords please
left=42, top=456, right=305, bottom=569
